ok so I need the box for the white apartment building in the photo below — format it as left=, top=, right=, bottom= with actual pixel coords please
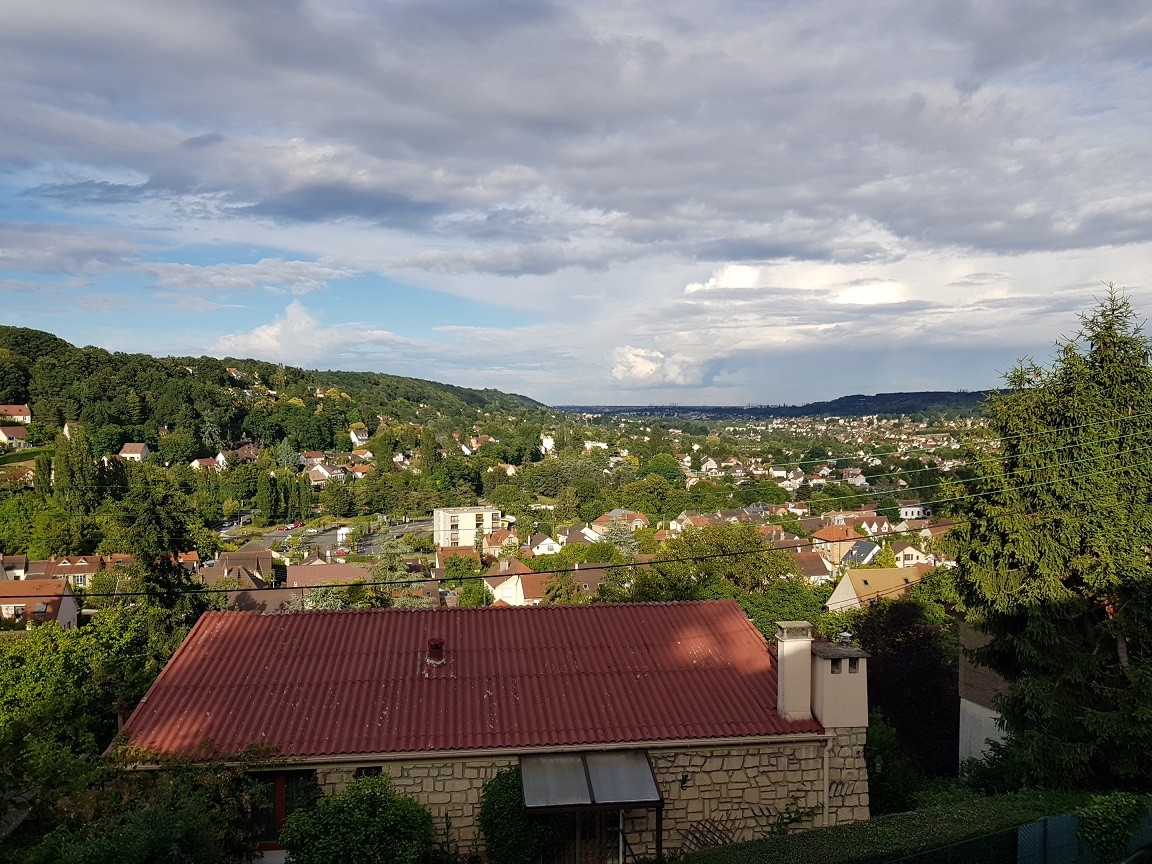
left=432, top=506, right=502, bottom=548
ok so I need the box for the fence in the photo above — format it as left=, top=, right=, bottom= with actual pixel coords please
left=889, top=812, right=1152, bottom=864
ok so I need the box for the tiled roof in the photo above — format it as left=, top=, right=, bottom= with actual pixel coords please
left=118, top=601, right=821, bottom=759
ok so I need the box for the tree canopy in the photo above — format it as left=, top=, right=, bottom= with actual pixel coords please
left=950, top=290, right=1152, bottom=788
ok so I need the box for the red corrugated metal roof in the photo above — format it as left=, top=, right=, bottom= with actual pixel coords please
left=119, top=601, right=822, bottom=760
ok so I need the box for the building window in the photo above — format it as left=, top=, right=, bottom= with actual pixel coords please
left=354, top=766, right=382, bottom=778
left=449, top=517, right=459, bottom=528
left=848, top=658, right=860, bottom=674
left=831, top=658, right=842, bottom=674
left=74, top=574, right=86, bottom=588
left=252, top=770, right=319, bottom=849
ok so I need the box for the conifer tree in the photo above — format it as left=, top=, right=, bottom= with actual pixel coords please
left=951, top=290, right=1152, bottom=787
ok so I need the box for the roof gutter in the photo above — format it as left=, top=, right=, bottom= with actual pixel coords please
left=120, top=732, right=835, bottom=771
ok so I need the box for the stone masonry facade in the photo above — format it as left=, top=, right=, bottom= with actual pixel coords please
left=309, top=727, right=868, bottom=859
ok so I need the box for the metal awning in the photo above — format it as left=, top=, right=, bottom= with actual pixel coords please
left=520, top=750, right=663, bottom=811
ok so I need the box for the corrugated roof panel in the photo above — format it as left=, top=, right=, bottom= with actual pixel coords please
left=120, top=601, right=823, bottom=759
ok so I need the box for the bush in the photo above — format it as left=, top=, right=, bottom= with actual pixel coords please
left=1077, top=792, right=1149, bottom=864
left=26, top=762, right=263, bottom=864
left=864, top=711, right=922, bottom=815
left=478, top=768, right=566, bottom=864
left=279, top=775, right=433, bottom=864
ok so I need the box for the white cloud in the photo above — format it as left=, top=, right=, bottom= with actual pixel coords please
left=141, top=258, right=356, bottom=295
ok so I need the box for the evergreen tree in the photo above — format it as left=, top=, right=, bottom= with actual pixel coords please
left=951, top=291, right=1152, bottom=788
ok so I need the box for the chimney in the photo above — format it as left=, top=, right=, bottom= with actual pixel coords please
left=426, top=637, right=445, bottom=666
left=775, top=621, right=814, bottom=721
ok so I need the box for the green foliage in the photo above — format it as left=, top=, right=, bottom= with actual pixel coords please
left=0, top=604, right=190, bottom=827
left=950, top=291, right=1152, bottom=788
left=865, top=711, right=922, bottom=815
left=25, top=759, right=263, bottom=864
left=1077, top=792, right=1149, bottom=864
left=456, top=579, right=493, bottom=607
left=682, top=790, right=1091, bottom=864
left=279, top=775, right=434, bottom=864
left=478, top=768, right=565, bottom=864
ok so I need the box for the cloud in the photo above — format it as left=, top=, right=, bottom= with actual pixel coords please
left=141, top=258, right=357, bottom=295
left=610, top=346, right=702, bottom=387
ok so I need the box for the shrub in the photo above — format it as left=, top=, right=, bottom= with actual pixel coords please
left=279, top=775, right=433, bottom=864
left=864, top=711, right=922, bottom=815
left=478, top=767, right=566, bottom=864
left=1077, top=792, right=1149, bottom=864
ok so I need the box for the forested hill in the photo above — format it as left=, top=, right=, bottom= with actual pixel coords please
left=561, top=390, right=1001, bottom=420
left=0, top=326, right=543, bottom=455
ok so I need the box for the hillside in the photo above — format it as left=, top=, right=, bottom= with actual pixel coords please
left=0, top=326, right=544, bottom=455
left=559, top=390, right=1000, bottom=420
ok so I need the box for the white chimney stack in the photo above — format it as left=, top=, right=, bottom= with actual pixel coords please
left=775, top=621, right=814, bottom=721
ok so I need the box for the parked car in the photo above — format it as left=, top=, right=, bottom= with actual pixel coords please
left=334, top=548, right=349, bottom=556
left=293, top=521, right=303, bottom=528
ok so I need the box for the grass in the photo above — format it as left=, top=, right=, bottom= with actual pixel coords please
left=0, top=447, right=51, bottom=467
left=682, top=790, right=1093, bottom=864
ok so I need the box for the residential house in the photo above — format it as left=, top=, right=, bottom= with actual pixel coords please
left=433, top=506, right=502, bottom=549
left=283, top=563, right=372, bottom=589
left=349, top=427, right=370, bottom=448
left=0, top=426, right=28, bottom=449
left=2, top=554, right=28, bottom=580
left=528, top=533, right=562, bottom=556
left=483, top=557, right=547, bottom=605
left=791, top=550, right=834, bottom=584
left=0, top=580, right=79, bottom=628
left=213, top=542, right=276, bottom=587
left=308, top=463, right=348, bottom=487
left=117, top=603, right=870, bottom=860
left=119, top=443, right=150, bottom=461
left=841, top=540, right=880, bottom=568
left=482, top=529, right=520, bottom=558
left=300, top=451, right=326, bottom=467
left=824, top=565, right=931, bottom=612
left=898, top=500, right=932, bottom=521
left=189, top=457, right=218, bottom=471
left=556, top=524, right=595, bottom=546
left=27, top=555, right=104, bottom=590
left=592, top=509, right=650, bottom=534
left=0, top=404, right=31, bottom=424
left=958, top=621, right=1008, bottom=762
left=892, top=543, right=935, bottom=568
left=811, top=525, right=860, bottom=566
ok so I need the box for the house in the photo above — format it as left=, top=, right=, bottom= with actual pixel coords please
left=308, top=463, right=347, bottom=487
left=0, top=580, right=79, bottom=628
left=483, top=557, right=546, bottom=605
left=958, top=620, right=1008, bottom=762
left=840, top=540, right=880, bottom=568
left=0, top=426, right=28, bottom=449
left=898, top=500, right=932, bottom=521
left=592, top=509, right=650, bottom=533
left=2, top=554, right=28, bottom=580
left=432, top=506, right=502, bottom=549
left=26, top=555, right=103, bottom=590
left=116, top=603, right=870, bottom=860
left=824, top=564, right=931, bottom=612
left=790, top=550, right=834, bottom=583
left=556, top=524, right=594, bottom=546
left=892, top=543, right=935, bottom=568
left=482, top=529, right=520, bottom=558
left=811, top=525, right=860, bottom=566
left=528, top=533, right=562, bottom=556
left=119, top=442, right=150, bottom=461
left=0, top=404, right=31, bottom=424
left=189, top=457, right=218, bottom=471
left=349, top=427, right=370, bottom=448
left=214, top=542, right=275, bottom=587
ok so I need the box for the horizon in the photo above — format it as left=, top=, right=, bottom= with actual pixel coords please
left=4, top=2, right=1151, bottom=404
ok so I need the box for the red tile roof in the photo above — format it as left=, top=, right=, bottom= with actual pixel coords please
left=119, top=601, right=821, bottom=760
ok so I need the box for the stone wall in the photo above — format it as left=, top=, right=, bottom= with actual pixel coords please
left=313, top=728, right=867, bottom=859
left=315, top=756, right=517, bottom=853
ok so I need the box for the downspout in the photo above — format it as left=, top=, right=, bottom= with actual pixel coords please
left=821, top=735, right=834, bottom=827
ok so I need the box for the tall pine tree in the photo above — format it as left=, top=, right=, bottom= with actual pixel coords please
left=951, top=290, right=1152, bottom=788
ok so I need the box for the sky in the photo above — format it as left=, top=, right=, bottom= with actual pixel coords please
left=3, top=0, right=1152, bottom=407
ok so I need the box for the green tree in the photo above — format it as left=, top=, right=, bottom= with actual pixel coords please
left=279, top=775, right=432, bottom=864
left=478, top=768, right=565, bottom=864
left=319, top=478, right=353, bottom=518
left=950, top=291, right=1152, bottom=789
